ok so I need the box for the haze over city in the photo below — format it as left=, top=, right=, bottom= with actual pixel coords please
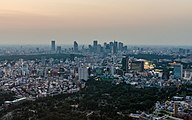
left=1, top=1, right=192, bottom=119
left=0, top=0, right=192, bottom=45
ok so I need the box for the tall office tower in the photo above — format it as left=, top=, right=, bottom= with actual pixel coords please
left=93, top=40, right=98, bottom=47
left=96, top=44, right=102, bottom=53
left=103, top=42, right=107, bottom=53
left=57, top=46, right=61, bottom=53
left=105, top=44, right=111, bottom=53
left=123, top=46, right=128, bottom=51
left=173, top=63, right=183, bottom=79
left=51, top=40, right=56, bottom=51
left=122, top=56, right=129, bottom=73
left=74, top=41, right=78, bottom=52
left=88, top=45, right=93, bottom=52
left=109, top=42, right=114, bottom=53
left=118, top=42, right=124, bottom=51
left=93, top=40, right=98, bottom=51
left=113, top=41, right=118, bottom=54
left=162, top=67, right=170, bottom=80
left=78, top=66, right=88, bottom=81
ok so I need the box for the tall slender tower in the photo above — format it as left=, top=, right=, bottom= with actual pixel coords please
left=113, top=40, right=118, bottom=54
left=78, top=66, right=88, bottom=81
left=74, top=41, right=78, bottom=52
left=93, top=40, right=98, bottom=52
left=51, top=40, right=56, bottom=51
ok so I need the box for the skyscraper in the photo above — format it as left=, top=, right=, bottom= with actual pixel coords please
left=183, top=69, right=192, bottom=80
left=109, top=42, right=114, bottom=53
left=78, top=66, right=88, bottom=81
left=122, top=56, right=129, bottom=73
left=93, top=40, right=98, bottom=52
left=93, top=40, right=98, bottom=47
left=113, top=41, right=118, bottom=54
left=118, top=42, right=124, bottom=51
left=74, top=41, right=78, bottom=52
left=57, top=46, right=61, bottom=53
left=173, top=63, right=183, bottom=79
left=51, top=40, right=56, bottom=51
left=96, top=44, right=102, bottom=53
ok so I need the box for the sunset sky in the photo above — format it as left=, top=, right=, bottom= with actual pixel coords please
left=0, top=0, right=192, bottom=45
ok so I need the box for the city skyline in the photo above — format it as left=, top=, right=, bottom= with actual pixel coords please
left=0, top=0, right=192, bottom=45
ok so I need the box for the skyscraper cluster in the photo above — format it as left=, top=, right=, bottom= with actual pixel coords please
left=51, top=40, right=61, bottom=53
left=88, top=40, right=127, bottom=54
left=51, top=40, right=127, bottom=54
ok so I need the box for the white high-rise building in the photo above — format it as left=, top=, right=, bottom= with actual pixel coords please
left=111, top=65, right=115, bottom=76
left=184, top=69, right=192, bottom=80
left=78, top=66, right=88, bottom=81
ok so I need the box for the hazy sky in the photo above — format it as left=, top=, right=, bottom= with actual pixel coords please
left=0, top=0, right=192, bottom=45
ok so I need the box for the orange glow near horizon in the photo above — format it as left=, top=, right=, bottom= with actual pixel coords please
left=0, top=0, right=192, bottom=45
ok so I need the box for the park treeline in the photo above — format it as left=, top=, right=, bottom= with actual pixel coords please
left=5, top=80, right=178, bottom=120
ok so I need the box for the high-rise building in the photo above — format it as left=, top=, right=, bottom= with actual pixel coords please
left=173, top=63, right=183, bottom=79
left=123, top=46, right=128, bottom=51
left=96, top=44, right=102, bottom=53
left=118, top=42, right=124, bottom=51
left=162, top=67, right=170, bottom=80
left=93, top=40, right=98, bottom=47
left=122, top=56, right=129, bottom=72
left=51, top=40, right=56, bottom=51
left=88, top=45, right=93, bottom=52
left=74, top=41, right=78, bottom=52
left=22, top=64, right=29, bottom=76
left=57, top=46, right=61, bottom=53
left=183, top=69, right=192, bottom=80
left=93, top=40, right=98, bottom=52
left=113, top=41, right=118, bottom=54
left=78, top=66, right=88, bottom=81
left=105, top=44, right=111, bottom=53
